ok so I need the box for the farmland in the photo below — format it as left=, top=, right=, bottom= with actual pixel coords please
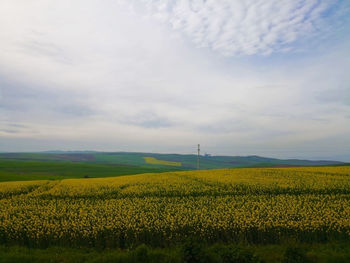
left=0, top=152, right=344, bottom=170
left=1, top=166, right=350, bottom=253
left=0, top=159, right=175, bottom=182
left=1, top=165, right=350, bottom=262
left=144, top=156, right=182, bottom=166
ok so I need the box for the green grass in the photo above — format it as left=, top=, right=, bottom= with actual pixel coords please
left=0, top=245, right=181, bottom=263
left=252, top=242, right=350, bottom=263
left=1, top=243, right=350, bottom=263
left=0, top=160, right=174, bottom=182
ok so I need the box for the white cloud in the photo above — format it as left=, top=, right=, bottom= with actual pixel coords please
left=0, top=0, right=349, bottom=160
left=128, top=0, right=343, bottom=56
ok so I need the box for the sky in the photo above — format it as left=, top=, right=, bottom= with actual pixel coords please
left=0, top=0, right=350, bottom=161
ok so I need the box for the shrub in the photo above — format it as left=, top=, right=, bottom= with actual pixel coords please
left=131, top=244, right=149, bottom=263
left=182, top=238, right=210, bottom=263
left=213, top=245, right=263, bottom=263
left=282, top=247, right=311, bottom=263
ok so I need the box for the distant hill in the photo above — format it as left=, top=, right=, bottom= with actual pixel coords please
left=0, top=151, right=346, bottom=170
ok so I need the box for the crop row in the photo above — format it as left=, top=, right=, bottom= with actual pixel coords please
left=0, top=167, right=349, bottom=248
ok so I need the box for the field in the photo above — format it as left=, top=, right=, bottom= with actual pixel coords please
left=1, top=166, right=350, bottom=249
left=0, top=152, right=344, bottom=170
left=0, top=159, right=175, bottom=182
left=1, top=166, right=350, bottom=262
left=144, top=157, right=182, bottom=166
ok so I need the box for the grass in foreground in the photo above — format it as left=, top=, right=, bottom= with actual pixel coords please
left=1, top=242, right=350, bottom=263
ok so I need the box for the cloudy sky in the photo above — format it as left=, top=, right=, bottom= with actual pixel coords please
left=0, top=0, right=349, bottom=161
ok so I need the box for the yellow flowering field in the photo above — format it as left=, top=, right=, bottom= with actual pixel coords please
left=0, top=166, right=349, bottom=248
left=144, top=156, right=182, bottom=166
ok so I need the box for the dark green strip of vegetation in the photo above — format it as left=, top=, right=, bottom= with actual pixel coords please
left=0, top=160, right=175, bottom=182
left=1, top=242, right=350, bottom=263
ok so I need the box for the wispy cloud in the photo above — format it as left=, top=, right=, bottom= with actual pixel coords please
left=131, top=0, right=348, bottom=56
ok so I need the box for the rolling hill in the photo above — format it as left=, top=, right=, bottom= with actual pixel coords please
left=0, top=151, right=345, bottom=170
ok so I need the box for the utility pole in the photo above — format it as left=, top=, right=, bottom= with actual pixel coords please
left=197, top=144, right=200, bottom=170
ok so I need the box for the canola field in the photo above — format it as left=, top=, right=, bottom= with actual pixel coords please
left=0, top=166, right=349, bottom=248
left=144, top=157, right=182, bottom=167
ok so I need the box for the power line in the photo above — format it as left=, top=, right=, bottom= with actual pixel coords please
left=197, top=144, right=200, bottom=170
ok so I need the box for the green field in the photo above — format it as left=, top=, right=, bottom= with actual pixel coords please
left=0, top=152, right=346, bottom=177
left=0, top=159, right=175, bottom=182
